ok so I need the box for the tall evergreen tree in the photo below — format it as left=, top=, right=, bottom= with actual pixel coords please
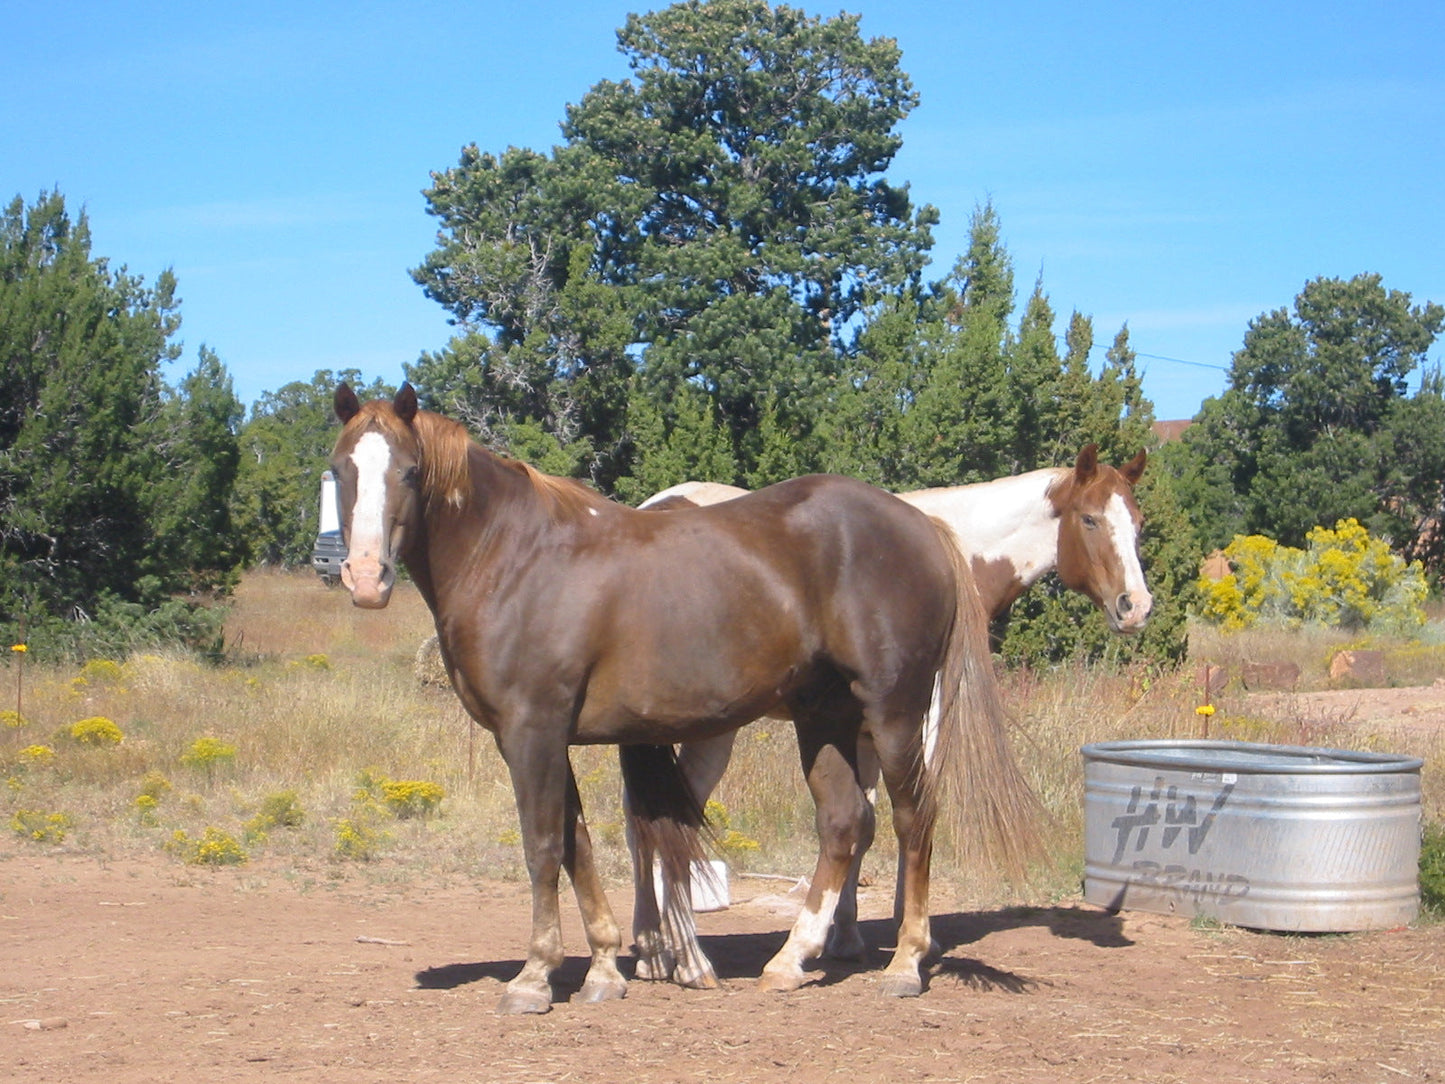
left=1, top=192, right=243, bottom=652
left=412, top=0, right=936, bottom=489
left=149, top=346, right=244, bottom=591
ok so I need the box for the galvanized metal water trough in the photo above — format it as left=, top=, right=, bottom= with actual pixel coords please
left=1082, top=740, right=1422, bottom=932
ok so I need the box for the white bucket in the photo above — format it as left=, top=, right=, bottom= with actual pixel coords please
left=653, top=858, right=730, bottom=913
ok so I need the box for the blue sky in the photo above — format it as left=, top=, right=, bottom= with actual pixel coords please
left=7, top=1, right=1442, bottom=421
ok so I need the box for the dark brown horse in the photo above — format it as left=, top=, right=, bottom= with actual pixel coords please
left=631, top=448, right=1150, bottom=984
left=330, top=384, right=1038, bottom=1013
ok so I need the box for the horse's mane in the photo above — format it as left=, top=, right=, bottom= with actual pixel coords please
left=405, top=407, right=609, bottom=521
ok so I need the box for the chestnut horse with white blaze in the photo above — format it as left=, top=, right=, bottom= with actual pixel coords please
left=629, top=447, right=1149, bottom=986
left=329, top=384, right=1039, bottom=1013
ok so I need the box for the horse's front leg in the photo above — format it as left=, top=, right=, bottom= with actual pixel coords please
left=562, top=768, right=628, bottom=1004
left=499, top=733, right=624, bottom=1014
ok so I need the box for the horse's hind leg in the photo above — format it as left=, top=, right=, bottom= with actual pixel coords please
left=870, top=724, right=936, bottom=998
left=825, top=733, right=878, bottom=961
left=759, top=706, right=867, bottom=993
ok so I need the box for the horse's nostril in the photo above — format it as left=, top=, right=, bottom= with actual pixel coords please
left=1117, top=594, right=1133, bottom=615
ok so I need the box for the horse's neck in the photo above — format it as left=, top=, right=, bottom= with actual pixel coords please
left=413, top=447, right=532, bottom=589
left=421, top=446, right=596, bottom=584
left=902, top=469, right=1065, bottom=610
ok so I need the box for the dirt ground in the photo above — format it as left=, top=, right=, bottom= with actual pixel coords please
left=3, top=685, right=1442, bottom=1084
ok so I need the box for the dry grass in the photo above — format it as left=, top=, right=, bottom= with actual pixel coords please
left=2, top=571, right=1440, bottom=910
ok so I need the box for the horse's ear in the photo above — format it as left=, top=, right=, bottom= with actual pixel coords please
left=395, top=383, right=418, bottom=424
left=1119, top=449, right=1147, bottom=486
left=335, top=383, right=360, bottom=424
left=1074, top=444, right=1099, bottom=484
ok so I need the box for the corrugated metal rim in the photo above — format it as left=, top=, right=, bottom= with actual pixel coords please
left=1081, top=739, right=1423, bottom=775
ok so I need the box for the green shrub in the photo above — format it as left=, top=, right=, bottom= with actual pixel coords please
left=244, top=790, right=305, bottom=842
left=134, top=771, right=172, bottom=826
left=1421, top=822, right=1445, bottom=917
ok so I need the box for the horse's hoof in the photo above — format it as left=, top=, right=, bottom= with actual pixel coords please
left=674, top=964, right=720, bottom=990
left=877, top=972, right=924, bottom=998
left=496, top=985, right=553, bottom=1015
left=632, top=934, right=675, bottom=982
left=577, top=976, right=628, bottom=1004
left=825, top=926, right=866, bottom=961
left=756, top=967, right=806, bottom=994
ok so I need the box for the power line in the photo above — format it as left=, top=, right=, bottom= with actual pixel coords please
left=1134, top=351, right=1230, bottom=372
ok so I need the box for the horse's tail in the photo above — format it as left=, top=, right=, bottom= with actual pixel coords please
left=619, top=743, right=718, bottom=924
left=922, top=518, right=1045, bottom=883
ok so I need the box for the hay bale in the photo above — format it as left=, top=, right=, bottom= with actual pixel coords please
left=414, top=635, right=451, bottom=688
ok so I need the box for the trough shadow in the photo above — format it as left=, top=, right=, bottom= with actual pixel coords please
left=931, top=903, right=1135, bottom=952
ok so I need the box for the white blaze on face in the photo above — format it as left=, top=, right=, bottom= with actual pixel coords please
left=348, top=432, right=392, bottom=559
left=341, top=431, right=396, bottom=607
left=1103, top=492, right=1152, bottom=627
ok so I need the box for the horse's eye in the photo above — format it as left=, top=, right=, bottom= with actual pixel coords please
left=402, top=466, right=420, bottom=487
left=1082, top=514, right=1098, bottom=530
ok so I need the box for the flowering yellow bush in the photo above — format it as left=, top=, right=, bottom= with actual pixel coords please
left=1197, top=519, right=1427, bottom=632
left=180, top=736, right=237, bottom=770
left=705, top=799, right=761, bottom=856
left=166, top=826, right=247, bottom=866
left=333, top=816, right=386, bottom=860
left=134, top=772, right=173, bottom=826
left=79, top=659, right=125, bottom=684
left=380, top=779, right=445, bottom=820
left=1, top=709, right=26, bottom=729
left=11, top=808, right=72, bottom=843
left=19, top=744, right=54, bottom=765
left=66, top=716, right=125, bottom=746
left=353, top=769, right=445, bottom=820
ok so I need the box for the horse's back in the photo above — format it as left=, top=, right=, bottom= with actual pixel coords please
left=577, top=475, right=959, bottom=737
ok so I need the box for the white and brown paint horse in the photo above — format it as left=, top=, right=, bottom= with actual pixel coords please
left=630, top=446, right=1149, bottom=986
left=330, top=384, right=1039, bottom=1013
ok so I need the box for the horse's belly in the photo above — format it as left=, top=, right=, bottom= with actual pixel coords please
left=571, top=662, right=797, bottom=745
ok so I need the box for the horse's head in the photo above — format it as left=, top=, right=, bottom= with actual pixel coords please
left=1052, top=444, right=1152, bottom=633
left=330, top=383, right=424, bottom=609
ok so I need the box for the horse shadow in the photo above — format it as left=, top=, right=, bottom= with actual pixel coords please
left=413, top=903, right=1131, bottom=1003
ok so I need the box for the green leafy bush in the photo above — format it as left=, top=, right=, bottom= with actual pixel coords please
left=1421, top=823, right=1445, bottom=917
left=244, top=790, right=305, bottom=842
